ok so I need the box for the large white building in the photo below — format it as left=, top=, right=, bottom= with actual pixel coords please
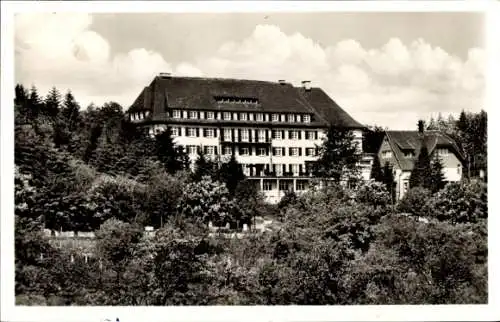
left=127, top=74, right=371, bottom=203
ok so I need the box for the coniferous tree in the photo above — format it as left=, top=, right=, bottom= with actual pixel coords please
left=313, top=125, right=361, bottom=183
left=61, top=90, right=81, bottom=131
left=28, top=85, right=42, bottom=120
left=430, top=154, right=446, bottom=193
left=382, top=162, right=396, bottom=203
left=192, top=149, right=216, bottom=182
left=155, top=128, right=185, bottom=174
left=83, top=123, right=103, bottom=163
left=409, top=145, right=432, bottom=189
left=370, top=155, right=384, bottom=182
left=44, top=86, right=61, bottom=118
left=15, top=84, right=29, bottom=124
left=218, top=154, right=245, bottom=194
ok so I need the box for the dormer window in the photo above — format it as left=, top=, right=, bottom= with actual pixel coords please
left=303, top=115, right=311, bottom=123
left=382, top=150, right=392, bottom=158
left=215, top=96, right=259, bottom=104
left=172, top=110, right=181, bottom=119
left=240, top=113, right=247, bottom=121
left=437, top=148, right=449, bottom=156
left=206, top=111, right=214, bottom=120
left=256, top=113, right=263, bottom=122
left=272, top=114, right=279, bottom=122
left=189, top=111, right=198, bottom=119
left=223, top=112, right=231, bottom=120
left=288, top=114, right=295, bottom=123
left=403, top=150, right=415, bottom=158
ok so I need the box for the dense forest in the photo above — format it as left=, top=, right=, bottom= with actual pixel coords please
left=14, top=84, right=487, bottom=305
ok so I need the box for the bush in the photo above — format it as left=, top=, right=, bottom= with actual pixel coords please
left=426, top=181, right=487, bottom=224
left=354, top=180, right=391, bottom=208
left=397, top=187, right=431, bottom=218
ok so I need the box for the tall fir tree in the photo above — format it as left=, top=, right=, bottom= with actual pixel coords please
left=370, top=155, right=384, bottom=182
left=28, top=85, right=42, bottom=120
left=155, top=128, right=185, bottom=174
left=409, top=144, right=432, bottom=189
left=430, top=154, right=446, bottom=193
left=313, top=125, right=361, bottom=183
left=44, top=86, right=62, bottom=118
left=382, top=162, right=396, bottom=203
left=192, top=148, right=217, bottom=182
left=218, top=154, right=245, bottom=194
left=61, top=90, right=81, bottom=131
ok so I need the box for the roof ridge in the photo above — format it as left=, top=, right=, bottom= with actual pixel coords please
left=155, top=75, right=298, bottom=86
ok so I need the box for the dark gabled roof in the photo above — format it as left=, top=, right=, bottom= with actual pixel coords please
left=128, top=76, right=363, bottom=129
left=384, top=130, right=465, bottom=171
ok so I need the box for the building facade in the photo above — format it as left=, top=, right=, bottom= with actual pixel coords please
left=377, top=130, right=465, bottom=200
left=127, top=74, right=369, bottom=203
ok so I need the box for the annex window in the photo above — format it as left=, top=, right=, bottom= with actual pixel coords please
left=279, top=180, right=290, bottom=191
left=403, top=181, right=409, bottom=193
left=187, top=128, right=197, bottom=137
left=171, top=127, right=180, bottom=137
left=258, top=130, right=266, bottom=142
left=240, top=147, right=250, bottom=156
left=240, top=113, right=248, bottom=121
left=306, top=148, right=315, bottom=156
left=223, top=112, right=232, bottom=120
left=272, top=114, right=279, bottom=122
left=263, top=180, right=273, bottom=191
left=206, top=111, right=215, bottom=120
left=296, top=180, right=306, bottom=191
left=187, top=145, right=197, bottom=155
left=204, top=128, right=214, bottom=138
left=256, top=113, right=264, bottom=122
left=457, top=164, right=461, bottom=174
left=437, top=148, right=449, bottom=156
left=172, top=110, right=181, bottom=119
left=224, top=129, right=232, bottom=141
left=241, top=129, right=249, bottom=142
left=403, top=150, right=415, bottom=158
left=303, top=114, right=311, bottom=123
left=382, top=150, right=392, bottom=158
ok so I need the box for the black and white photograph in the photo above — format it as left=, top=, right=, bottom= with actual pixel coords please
left=1, top=1, right=498, bottom=321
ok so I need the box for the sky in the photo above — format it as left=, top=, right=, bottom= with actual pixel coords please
left=14, top=12, right=485, bottom=130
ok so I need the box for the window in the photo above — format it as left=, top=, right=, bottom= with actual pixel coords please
left=223, top=112, right=231, bottom=120
left=275, top=164, right=283, bottom=176
left=189, top=111, right=198, bottom=119
left=291, top=164, right=299, bottom=175
left=224, top=147, right=232, bottom=155
left=243, top=165, right=250, bottom=176
left=240, top=113, right=247, bottom=121
left=457, top=164, right=461, bottom=174
left=295, top=114, right=301, bottom=122
left=290, top=130, right=299, bottom=140
left=272, top=114, right=279, bottom=122
left=296, top=180, right=306, bottom=191
left=257, top=148, right=267, bottom=156
left=306, top=148, right=315, bottom=156
left=403, top=150, right=415, bottom=158
left=224, top=129, right=232, bottom=141
left=171, top=127, right=180, bottom=136
left=437, top=148, right=449, bottom=156
left=233, top=112, right=238, bottom=120
left=204, top=128, right=214, bottom=138
left=172, top=110, right=181, bottom=119
left=258, top=130, right=266, bottom=142
left=256, top=113, right=264, bottom=121
left=187, top=145, right=197, bottom=155
left=279, top=180, right=290, bottom=191
left=206, top=111, right=214, bottom=120
left=241, top=129, right=249, bottom=142
left=272, top=130, right=282, bottom=140
left=273, top=147, right=283, bottom=156
left=263, top=180, right=273, bottom=191
left=305, top=131, right=314, bottom=140
left=290, top=148, right=299, bottom=157
left=240, top=147, right=250, bottom=156
left=249, top=113, right=254, bottom=121
left=303, top=114, right=311, bottom=123
left=199, top=111, right=205, bottom=119
left=187, top=128, right=197, bottom=137
left=403, top=181, right=409, bottom=193
left=288, top=114, right=295, bottom=122
left=205, top=146, right=215, bottom=155
left=281, top=114, right=286, bottom=122
left=382, top=150, right=392, bottom=158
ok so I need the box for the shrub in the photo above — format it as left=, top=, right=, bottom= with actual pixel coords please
left=426, top=181, right=487, bottom=224
left=397, top=187, right=431, bottom=218
left=354, top=180, right=391, bottom=208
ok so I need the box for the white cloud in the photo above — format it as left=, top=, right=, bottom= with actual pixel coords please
left=15, top=17, right=485, bottom=130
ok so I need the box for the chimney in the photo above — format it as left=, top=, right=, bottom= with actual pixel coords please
left=302, top=80, right=311, bottom=91
left=417, top=120, right=425, bottom=134
left=278, top=80, right=286, bottom=85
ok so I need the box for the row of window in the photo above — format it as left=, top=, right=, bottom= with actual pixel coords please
left=262, top=179, right=308, bottom=191
left=171, top=109, right=312, bottom=123
left=172, top=127, right=320, bottom=141
left=184, top=145, right=317, bottom=157
left=381, top=148, right=450, bottom=159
